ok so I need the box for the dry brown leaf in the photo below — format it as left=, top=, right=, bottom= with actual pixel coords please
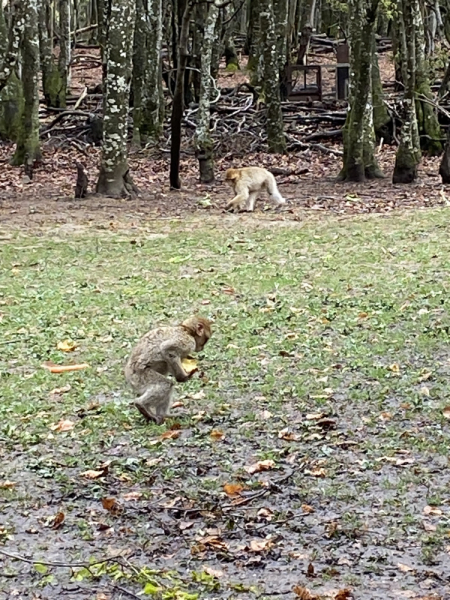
left=301, top=503, right=315, bottom=514
left=210, top=429, right=225, bottom=441
left=146, top=458, right=162, bottom=467
left=292, top=585, right=317, bottom=599
left=244, top=459, right=276, bottom=474
left=0, top=480, right=17, bottom=489
left=160, top=430, right=181, bottom=440
left=50, top=419, right=75, bottom=432
left=307, top=562, right=315, bottom=577
left=305, top=412, right=324, bottom=420
left=389, top=363, right=400, bottom=372
left=249, top=538, right=273, bottom=552
left=203, top=566, right=224, bottom=578
left=223, top=483, right=244, bottom=497
left=49, top=384, right=71, bottom=395
left=101, top=497, right=118, bottom=511
left=278, top=428, right=299, bottom=441
left=358, top=312, right=368, bottom=319
left=42, top=361, right=89, bottom=373
left=443, top=406, right=450, bottom=419
left=257, top=507, right=274, bottom=520
left=305, top=468, right=326, bottom=477
left=56, top=339, right=77, bottom=352
left=334, top=590, right=352, bottom=600
left=397, top=563, right=415, bottom=572
left=81, top=469, right=105, bottom=479
left=423, top=505, right=442, bottom=516
left=51, top=511, right=65, bottom=529
left=122, top=492, right=142, bottom=501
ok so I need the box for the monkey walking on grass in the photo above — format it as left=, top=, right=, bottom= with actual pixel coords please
left=225, top=166, right=286, bottom=212
left=125, top=316, right=212, bottom=424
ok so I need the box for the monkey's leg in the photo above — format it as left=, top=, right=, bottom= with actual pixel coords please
left=226, top=182, right=250, bottom=211
left=245, top=191, right=259, bottom=211
left=134, top=373, right=174, bottom=425
left=266, top=176, right=286, bottom=205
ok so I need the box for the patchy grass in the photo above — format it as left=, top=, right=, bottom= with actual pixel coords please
left=1, top=209, right=450, bottom=599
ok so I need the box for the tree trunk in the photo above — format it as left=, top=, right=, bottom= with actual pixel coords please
left=170, top=1, right=191, bottom=190
left=0, top=0, right=25, bottom=93
left=246, top=0, right=260, bottom=79
left=194, top=2, right=218, bottom=183
left=38, top=0, right=57, bottom=107
left=11, top=0, right=41, bottom=166
left=339, top=0, right=383, bottom=182
left=260, top=0, right=286, bottom=154
left=439, top=128, right=450, bottom=183
left=414, top=0, right=442, bottom=156
left=0, top=2, right=23, bottom=141
left=96, top=0, right=137, bottom=197
left=371, top=39, right=392, bottom=142
left=393, top=0, right=421, bottom=183
left=58, top=0, right=71, bottom=107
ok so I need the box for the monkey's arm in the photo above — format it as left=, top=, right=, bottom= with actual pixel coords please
left=160, top=339, right=195, bottom=382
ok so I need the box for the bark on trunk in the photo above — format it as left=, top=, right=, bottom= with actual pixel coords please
left=0, top=2, right=23, bottom=141
left=339, top=0, right=383, bottom=181
left=96, top=0, right=137, bottom=197
left=12, top=0, right=41, bottom=166
left=371, top=41, right=392, bottom=142
left=170, top=1, right=191, bottom=189
left=393, top=0, right=421, bottom=183
left=194, top=2, right=218, bottom=183
left=260, top=0, right=286, bottom=154
left=439, top=128, right=450, bottom=183
left=57, top=0, right=71, bottom=107
left=0, top=0, right=25, bottom=93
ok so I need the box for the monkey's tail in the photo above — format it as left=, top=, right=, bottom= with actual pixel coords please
left=267, top=175, right=286, bottom=203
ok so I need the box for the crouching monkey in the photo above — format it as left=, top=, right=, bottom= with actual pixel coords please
left=225, top=167, right=286, bottom=212
left=125, top=316, right=212, bottom=424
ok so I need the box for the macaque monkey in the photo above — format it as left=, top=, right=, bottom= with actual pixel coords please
left=125, top=316, right=212, bottom=424
left=75, top=162, right=89, bottom=198
left=225, top=167, right=286, bottom=212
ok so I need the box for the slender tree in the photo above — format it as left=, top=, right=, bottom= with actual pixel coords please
left=58, top=0, right=71, bottom=108
left=260, top=0, right=286, bottom=153
left=96, top=0, right=137, bottom=197
left=392, top=0, right=421, bottom=183
left=0, top=0, right=24, bottom=93
left=194, top=2, right=219, bottom=182
left=12, top=0, right=41, bottom=166
left=339, top=0, right=383, bottom=181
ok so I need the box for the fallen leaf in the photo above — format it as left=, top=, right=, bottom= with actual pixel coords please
left=101, top=497, right=118, bottom=511
left=305, top=468, right=326, bottom=477
left=203, top=566, right=224, bottom=578
left=278, top=428, right=299, bottom=441
left=292, top=585, right=317, bottom=599
left=42, top=362, right=89, bottom=373
left=397, top=563, right=415, bottom=572
left=160, top=430, right=181, bottom=440
left=122, top=492, right=142, bottom=501
left=389, top=363, right=400, bottom=373
left=179, top=521, right=195, bottom=531
left=49, top=384, right=71, bottom=395
left=210, top=429, right=225, bottom=440
left=305, top=412, right=324, bottom=420
left=301, top=504, right=315, bottom=513
left=56, top=339, right=77, bottom=352
left=334, top=590, right=352, bottom=600
left=443, top=406, right=450, bottom=419
left=0, top=480, right=17, bottom=489
left=81, top=469, right=105, bottom=479
left=244, top=459, right=276, bottom=474
left=223, top=483, right=244, bottom=497
left=423, top=505, right=442, bottom=516
left=146, top=458, right=162, bottom=467
left=50, top=419, right=75, bottom=432
left=307, top=562, right=315, bottom=577
left=257, top=507, right=274, bottom=520
left=420, top=386, right=430, bottom=396
left=51, top=511, right=65, bottom=529
left=249, top=538, right=273, bottom=552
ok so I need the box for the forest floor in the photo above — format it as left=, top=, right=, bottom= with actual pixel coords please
left=2, top=53, right=450, bottom=600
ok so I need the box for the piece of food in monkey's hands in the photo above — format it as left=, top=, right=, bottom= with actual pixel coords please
left=42, top=361, right=90, bottom=373
left=125, top=315, right=212, bottom=424
left=181, top=357, right=198, bottom=375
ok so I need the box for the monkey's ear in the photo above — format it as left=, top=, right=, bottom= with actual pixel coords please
left=196, top=322, right=206, bottom=337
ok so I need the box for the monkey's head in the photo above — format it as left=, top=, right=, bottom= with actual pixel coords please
left=225, top=169, right=240, bottom=185
left=182, top=316, right=212, bottom=351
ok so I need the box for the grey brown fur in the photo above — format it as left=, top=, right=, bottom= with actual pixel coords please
left=125, top=316, right=212, bottom=424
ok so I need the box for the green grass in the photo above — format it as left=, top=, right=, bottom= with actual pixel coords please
left=1, top=208, right=450, bottom=598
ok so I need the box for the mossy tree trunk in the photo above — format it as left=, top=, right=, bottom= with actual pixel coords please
left=246, top=0, right=260, bottom=83
left=194, top=2, right=218, bottom=183
left=57, top=0, right=71, bottom=108
left=0, top=0, right=24, bottom=93
left=11, top=0, right=41, bottom=167
left=169, top=0, right=192, bottom=189
left=371, top=39, right=392, bottom=142
left=260, top=0, right=286, bottom=154
left=393, top=0, right=421, bottom=183
left=414, top=2, right=442, bottom=156
left=96, top=0, right=137, bottom=197
left=38, top=0, right=58, bottom=107
left=339, top=0, right=383, bottom=182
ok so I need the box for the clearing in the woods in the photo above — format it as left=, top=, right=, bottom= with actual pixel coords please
left=1, top=207, right=450, bottom=600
